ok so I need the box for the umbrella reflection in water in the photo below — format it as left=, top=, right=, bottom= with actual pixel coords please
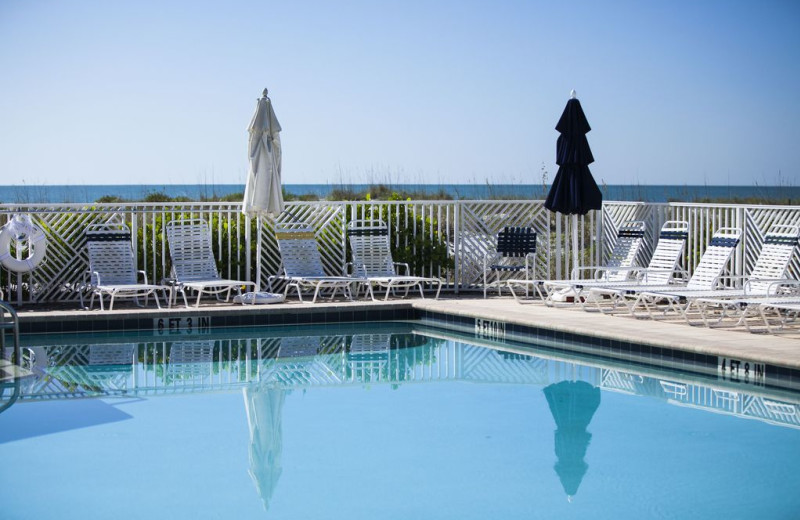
left=243, top=385, right=286, bottom=512
left=543, top=379, right=601, bottom=500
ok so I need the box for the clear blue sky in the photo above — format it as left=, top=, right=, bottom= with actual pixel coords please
left=1, top=0, right=798, bottom=186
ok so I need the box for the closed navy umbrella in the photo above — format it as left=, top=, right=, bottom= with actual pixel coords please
left=545, top=91, right=602, bottom=215
left=545, top=91, right=602, bottom=275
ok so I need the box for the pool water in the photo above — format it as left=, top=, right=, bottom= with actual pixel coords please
left=2, top=323, right=799, bottom=519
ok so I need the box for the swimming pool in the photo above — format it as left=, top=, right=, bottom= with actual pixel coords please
left=2, top=322, right=800, bottom=519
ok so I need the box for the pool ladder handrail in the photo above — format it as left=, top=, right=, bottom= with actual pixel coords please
left=0, top=300, right=21, bottom=414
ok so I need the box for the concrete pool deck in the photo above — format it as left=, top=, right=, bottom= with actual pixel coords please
left=9, top=294, right=799, bottom=370
left=414, top=297, right=800, bottom=370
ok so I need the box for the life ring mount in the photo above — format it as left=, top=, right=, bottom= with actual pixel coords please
left=0, top=214, right=48, bottom=273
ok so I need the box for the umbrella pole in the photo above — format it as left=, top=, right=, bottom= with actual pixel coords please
left=572, top=215, right=579, bottom=279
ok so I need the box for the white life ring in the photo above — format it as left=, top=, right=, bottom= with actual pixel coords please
left=0, top=215, right=48, bottom=273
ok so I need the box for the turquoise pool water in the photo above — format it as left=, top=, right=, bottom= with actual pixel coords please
left=2, top=323, right=799, bottom=519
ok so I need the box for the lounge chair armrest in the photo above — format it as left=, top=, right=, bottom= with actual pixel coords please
left=714, top=275, right=748, bottom=289
left=523, top=253, right=537, bottom=274
left=755, top=278, right=800, bottom=295
left=393, top=262, right=410, bottom=275
left=673, top=267, right=690, bottom=281
left=710, top=275, right=748, bottom=289
left=265, top=275, right=279, bottom=292
left=80, top=270, right=94, bottom=290
left=637, top=267, right=672, bottom=282
left=570, top=265, right=642, bottom=280
left=137, top=270, right=150, bottom=285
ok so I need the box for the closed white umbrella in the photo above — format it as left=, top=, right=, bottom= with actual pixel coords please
left=243, top=88, right=284, bottom=216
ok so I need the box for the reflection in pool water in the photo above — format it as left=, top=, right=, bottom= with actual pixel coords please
left=2, top=325, right=800, bottom=519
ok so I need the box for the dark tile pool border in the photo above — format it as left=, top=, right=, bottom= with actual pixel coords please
left=14, top=303, right=800, bottom=392
left=16, top=305, right=416, bottom=336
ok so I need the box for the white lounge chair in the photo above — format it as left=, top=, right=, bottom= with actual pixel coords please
left=347, top=219, right=443, bottom=301
left=81, top=223, right=169, bottom=310
left=687, top=225, right=800, bottom=326
left=167, top=341, right=215, bottom=384
left=600, top=227, right=743, bottom=318
left=581, top=221, right=689, bottom=311
left=482, top=226, right=537, bottom=298
left=268, top=221, right=363, bottom=303
left=688, top=290, right=800, bottom=333
left=759, top=297, right=800, bottom=333
left=348, top=333, right=391, bottom=383
left=507, top=220, right=647, bottom=304
left=165, top=219, right=255, bottom=307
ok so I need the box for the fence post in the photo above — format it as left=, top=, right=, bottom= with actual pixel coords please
left=454, top=201, right=461, bottom=294
left=736, top=206, right=745, bottom=279
left=245, top=214, right=254, bottom=288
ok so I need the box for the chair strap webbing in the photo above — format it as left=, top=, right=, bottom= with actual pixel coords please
left=709, top=237, right=740, bottom=248
left=764, top=235, right=799, bottom=246
left=659, top=231, right=688, bottom=240
left=497, top=227, right=536, bottom=257
left=348, top=228, right=389, bottom=237
left=87, top=231, right=132, bottom=242
left=275, top=231, right=315, bottom=240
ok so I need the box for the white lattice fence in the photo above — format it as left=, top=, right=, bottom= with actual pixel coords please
left=743, top=206, right=800, bottom=281
left=458, top=201, right=550, bottom=286
left=2, top=200, right=799, bottom=304
left=259, top=203, right=347, bottom=291
left=0, top=206, right=134, bottom=303
left=0, top=203, right=255, bottom=304
left=601, top=203, right=674, bottom=273
left=347, top=200, right=457, bottom=283
left=665, top=203, right=745, bottom=281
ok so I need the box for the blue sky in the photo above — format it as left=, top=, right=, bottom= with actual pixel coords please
left=1, top=0, right=798, bottom=186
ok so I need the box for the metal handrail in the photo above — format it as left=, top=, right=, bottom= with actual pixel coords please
left=0, top=299, right=21, bottom=414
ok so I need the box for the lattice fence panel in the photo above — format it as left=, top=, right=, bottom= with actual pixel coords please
left=347, top=201, right=457, bottom=283
left=601, top=202, right=671, bottom=272
left=458, top=201, right=549, bottom=288
left=262, top=203, right=346, bottom=291
left=3, top=201, right=799, bottom=303
left=667, top=203, right=744, bottom=280
left=1, top=203, right=257, bottom=304
left=0, top=205, right=134, bottom=303
left=743, top=206, right=800, bottom=281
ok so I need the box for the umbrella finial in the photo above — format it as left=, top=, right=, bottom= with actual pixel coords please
left=570, top=89, right=577, bottom=99
left=262, top=87, right=269, bottom=98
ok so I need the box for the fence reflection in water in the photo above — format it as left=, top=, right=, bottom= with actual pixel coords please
left=4, top=331, right=799, bottom=431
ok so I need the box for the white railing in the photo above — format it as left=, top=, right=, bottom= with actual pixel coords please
left=0, top=200, right=798, bottom=304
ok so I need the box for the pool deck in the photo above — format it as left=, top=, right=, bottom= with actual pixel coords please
left=9, top=294, right=800, bottom=370
left=414, top=297, right=800, bottom=370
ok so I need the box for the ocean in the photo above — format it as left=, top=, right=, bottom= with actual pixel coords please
left=0, top=184, right=797, bottom=204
